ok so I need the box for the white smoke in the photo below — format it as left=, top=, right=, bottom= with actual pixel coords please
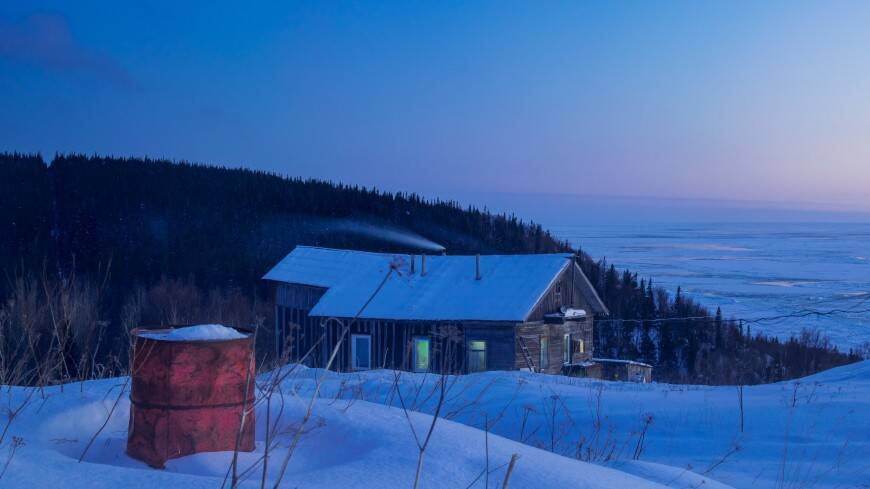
left=328, top=218, right=446, bottom=252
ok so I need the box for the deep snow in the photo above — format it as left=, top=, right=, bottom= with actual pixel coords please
left=2, top=361, right=869, bottom=488
left=137, top=324, right=248, bottom=341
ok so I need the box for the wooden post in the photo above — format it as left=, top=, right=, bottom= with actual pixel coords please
left=274, top=304, right=280, bottom=362
left=502, top=454, right=520, bottom=489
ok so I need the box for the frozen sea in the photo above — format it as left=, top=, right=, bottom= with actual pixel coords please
left=446, top=191, right=870, bottom=350
left=549, top=222, right=870, bottom=350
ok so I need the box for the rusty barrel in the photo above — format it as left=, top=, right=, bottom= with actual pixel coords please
left=126, top=325, right=256, bottom=468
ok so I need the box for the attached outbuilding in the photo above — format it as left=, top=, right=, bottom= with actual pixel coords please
left=263, top=246, right=609, bottom=374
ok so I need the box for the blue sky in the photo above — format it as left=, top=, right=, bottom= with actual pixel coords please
left=2, top=1, right=869, bottom=213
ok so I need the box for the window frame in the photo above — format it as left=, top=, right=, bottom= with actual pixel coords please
left=563, top=333, right=572, bottom=365
left=467, top=340, right=487, bottom=373
left=413, top=336, right=431, bottom=373
left=351, top=334, right=372, bottom=371
left=539, top=335, right=550, bottom=369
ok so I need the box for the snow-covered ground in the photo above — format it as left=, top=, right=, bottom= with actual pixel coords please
left=3, top=361, right=869, bottom=488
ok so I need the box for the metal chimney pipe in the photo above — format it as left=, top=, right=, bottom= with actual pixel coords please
left=421, top=254, right=427, bottom=276
left=475, top=254, right=481, bottom=280
left=410, top=254, right=416, bottom=274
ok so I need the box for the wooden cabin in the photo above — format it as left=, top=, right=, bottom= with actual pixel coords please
left=262, top=246, right=609, bottom=374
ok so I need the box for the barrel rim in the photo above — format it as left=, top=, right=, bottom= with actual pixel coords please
left=131, top=324, right=255, bottom=344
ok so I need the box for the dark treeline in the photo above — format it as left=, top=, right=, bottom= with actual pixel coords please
left=581, top=261, right=862, bottom=383
left=2, top=153, right=566, bottom=296
left=0, top=153, right=861, bottom=385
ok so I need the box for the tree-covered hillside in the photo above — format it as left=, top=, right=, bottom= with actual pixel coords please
left=6, top=154, right=567, bottom=294
left=0, top=153, right=859, bottom=385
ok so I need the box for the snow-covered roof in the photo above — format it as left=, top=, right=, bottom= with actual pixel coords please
left=592, top=358, right=653, bottom=368
left=263, top=246, right=581, bottom=322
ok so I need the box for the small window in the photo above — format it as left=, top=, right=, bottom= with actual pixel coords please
left=574, top=338, right=585, bottom=354
left=352, top=334, right=371, bottom=370
left=554, top=283, right=562, bottom=307
left=467, top=340, right=487, bottom=373
left=563, top=334, right=572, bottom=364
left=413, top=337, right=431, bottom=372
left=539, top=335, right=549, bottom=369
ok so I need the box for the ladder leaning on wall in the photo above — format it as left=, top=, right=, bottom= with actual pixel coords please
left=516, top=336, right=537, bottom=372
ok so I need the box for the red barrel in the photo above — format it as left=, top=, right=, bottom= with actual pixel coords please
left=126, top=325, right=256, bottom=468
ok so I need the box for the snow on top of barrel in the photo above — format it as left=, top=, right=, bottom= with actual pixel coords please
left=138, top=324, right=248, bottom=341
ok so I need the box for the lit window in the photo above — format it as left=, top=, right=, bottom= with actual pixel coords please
left=414, top=337, right=431, bottom=372
left=467, top=340, right=487, bottom=373
left=352, top=334, right=371, bottom=370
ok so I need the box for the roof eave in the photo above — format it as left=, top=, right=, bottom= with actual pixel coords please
left=573, top=261, right=610, bottom=316
left=522, top=258, right=572, bottom=322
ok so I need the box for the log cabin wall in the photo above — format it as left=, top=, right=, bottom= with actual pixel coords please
left=274, top=263, right=598, bottom=374
left=516, top=322, right=551, bottom=373
left=515, top=319, right=592, bottom=374
left=569, top=319, right=594, bottom=364
left=516, top=261, right=597, bottom=374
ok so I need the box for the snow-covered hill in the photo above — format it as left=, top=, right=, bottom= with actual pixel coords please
left=2, top=361, right=868, bottom=488
left=297, top=360, right=870, bottom=488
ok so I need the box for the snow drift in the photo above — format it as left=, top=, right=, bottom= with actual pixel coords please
left=2, top=361, right=869, bottom=488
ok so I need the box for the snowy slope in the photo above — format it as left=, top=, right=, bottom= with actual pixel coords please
left=0, top=378, right=723, bottom=489
left=3, top=362, right=868, bottom=488
left=297, top=361, right=870, bottom=489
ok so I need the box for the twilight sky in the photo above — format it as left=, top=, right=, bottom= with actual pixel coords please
left=2, top=1, right=869, bottom=213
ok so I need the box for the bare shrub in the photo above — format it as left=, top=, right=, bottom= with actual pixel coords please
left=0, top=269, right=109, bottom=387
left=0, top=436, right=24, bottom=480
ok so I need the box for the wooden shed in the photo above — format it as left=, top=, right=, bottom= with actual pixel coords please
left=262, top=246, right=609, bottom=374
left=593, top=358, right=653, bottom=383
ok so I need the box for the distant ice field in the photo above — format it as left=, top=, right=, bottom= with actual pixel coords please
left=550, top=222, right=870, bottom=349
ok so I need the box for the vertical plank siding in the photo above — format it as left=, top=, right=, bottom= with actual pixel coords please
left=273, top=284, right=471, bottom=374
left=514, top=318, right=594, bottom=374
left=516, top=262, right=597, bottom=374
left=526, top=263, right=595, bottom=322
left=463, top=321, right=517, bottom=372
left=598, top=362, right=652, bottom=383
left=272, top=259, right=599, bottom=375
